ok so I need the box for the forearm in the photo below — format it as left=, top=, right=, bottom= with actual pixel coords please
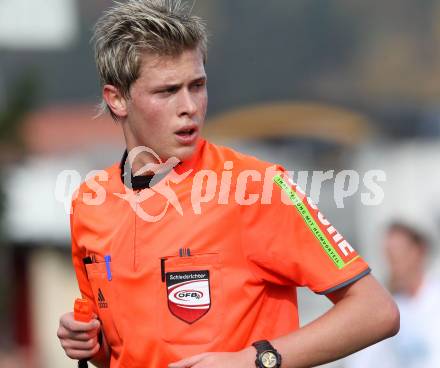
left=270, top=279, right=399, bottom=367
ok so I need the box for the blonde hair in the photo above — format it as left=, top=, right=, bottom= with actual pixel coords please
left=92, top=0, right=207, bottom=119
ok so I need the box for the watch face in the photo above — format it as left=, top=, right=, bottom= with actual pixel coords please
left=260, top=351, right=278, bottom=368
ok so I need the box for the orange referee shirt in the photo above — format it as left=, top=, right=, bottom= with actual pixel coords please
left=71, top=138, right=370, bottom=368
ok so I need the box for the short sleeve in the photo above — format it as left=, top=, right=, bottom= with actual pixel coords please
left=240, top=167, right=370, bottom=294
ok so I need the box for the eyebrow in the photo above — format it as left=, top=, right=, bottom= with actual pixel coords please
left=151, top=75, right=207, bottom=92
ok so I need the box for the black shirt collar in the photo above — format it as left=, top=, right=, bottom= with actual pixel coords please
left=119, top=150, right=154, bottom=190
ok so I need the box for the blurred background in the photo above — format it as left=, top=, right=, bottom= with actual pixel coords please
left=1, top=0, right=440, bottom=367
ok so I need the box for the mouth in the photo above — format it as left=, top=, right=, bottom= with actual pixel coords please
left=174, top=124, right=199, bottom=146
left=174, top=125, right=198, bottom=137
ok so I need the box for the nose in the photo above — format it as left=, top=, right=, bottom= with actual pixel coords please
left=177, top=88, right=197, bottom=118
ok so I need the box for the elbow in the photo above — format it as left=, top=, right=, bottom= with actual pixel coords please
left=381, top=297, right=400, bottom=338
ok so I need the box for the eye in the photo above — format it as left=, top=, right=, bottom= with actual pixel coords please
left=191, top=80, right=206, bottom=90
left=155, top=86, right=179, bottom=95
left=164, top=86, right=179, bottom=94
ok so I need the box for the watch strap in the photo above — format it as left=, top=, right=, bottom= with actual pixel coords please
left=252, top=340, right=275, bottom=351
left=252, top=340, right=282, bottom=368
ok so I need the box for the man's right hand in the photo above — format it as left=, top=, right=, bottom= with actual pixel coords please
left=57, top=312, right=101, bottom=360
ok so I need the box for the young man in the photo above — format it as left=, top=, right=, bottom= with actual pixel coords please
left=346, top=222, right=440, bottom=368
left=57, top=1, right=399, bottom=367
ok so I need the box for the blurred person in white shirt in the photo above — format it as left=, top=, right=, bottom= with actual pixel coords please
left=345, top=221, right=440, bottom=368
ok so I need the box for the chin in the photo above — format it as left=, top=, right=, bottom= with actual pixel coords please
left=178, top=149, right=196, bottom=162
left=173, top=145, right=197, bottom=162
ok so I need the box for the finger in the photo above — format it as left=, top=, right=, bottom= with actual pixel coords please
left=58, top=324, right=100, bottom=341
left=191, top=363, right=208, bottom=368
left=62, top=314, right=100, bottom=333
left=60, top=336, right=98, bottom=351
left=58, top=326, right=100, bottom=341
left=169, top=353, right=210, bottom=368
left=61, top=311, right=100, bottom=329
left=65, top=343, right=101, bottom=360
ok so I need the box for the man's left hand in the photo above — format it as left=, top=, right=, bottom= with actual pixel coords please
left=168, top=347, right=255, bottom=368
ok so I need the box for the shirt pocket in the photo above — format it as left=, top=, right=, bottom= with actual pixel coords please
left=158, top=252, right=223, bottom=345
left=85, top=261, right=123, bottom=349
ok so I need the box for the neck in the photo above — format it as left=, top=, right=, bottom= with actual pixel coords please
left=390, top=269, right=425, bottom=297
left=124, top=142, right=171, bottom=177
left=122, top=127, right=165, bottom=177
left=407, top=271, right=425, bottom=297
left=131, top=154, right=157, bottom=176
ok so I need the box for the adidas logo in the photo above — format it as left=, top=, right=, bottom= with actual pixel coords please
left=97, top=288, right=108, bottom=308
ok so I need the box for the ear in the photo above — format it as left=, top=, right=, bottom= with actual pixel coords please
left=102, top=85, right=128, bottom=119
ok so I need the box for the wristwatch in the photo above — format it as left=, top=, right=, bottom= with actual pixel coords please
left=252, top=340, right=282, bottom=368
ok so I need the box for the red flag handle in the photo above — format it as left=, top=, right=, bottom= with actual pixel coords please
left=74, top=298, right=93, bottom=322
left=74, top=298, right=93, bottom=368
